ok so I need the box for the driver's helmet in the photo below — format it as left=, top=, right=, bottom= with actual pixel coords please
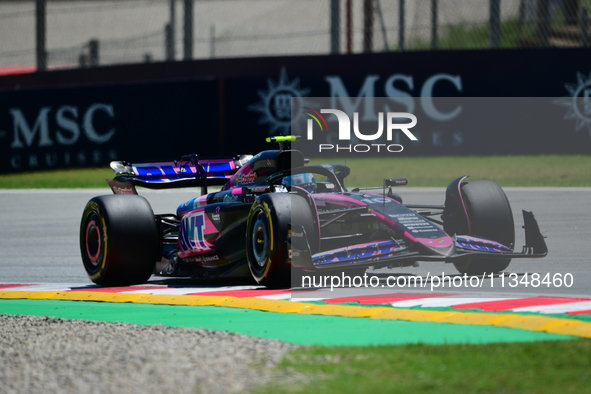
left=282, top=173, right=317, bottom=193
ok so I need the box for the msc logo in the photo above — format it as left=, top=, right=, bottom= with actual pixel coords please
left=554, top=70, right=591, bottom=140
left=304, top=108, right=417, bottom=153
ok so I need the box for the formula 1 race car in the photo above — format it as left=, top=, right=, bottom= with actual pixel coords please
left=80, top=136, right=548, bottom=287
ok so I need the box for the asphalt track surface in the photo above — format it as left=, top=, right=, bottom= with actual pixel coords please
left=1, top=187, right=590, bottom=298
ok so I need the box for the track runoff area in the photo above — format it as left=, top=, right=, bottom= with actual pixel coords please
left=2, top=282, right=591, bottom=346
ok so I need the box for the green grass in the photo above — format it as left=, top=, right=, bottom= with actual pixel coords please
left=399, top=4, right=591, bottom=52
left=309, top=155, right=591, bottom=188
left=258, top=339, right=591, bottom=393
left=0, top=167, right=114, bottom=189
left=402, top=20, right=530, bottom=51
left=0, top=155, right=590, bottom=189
left=438, top=20, right=526, bottom=50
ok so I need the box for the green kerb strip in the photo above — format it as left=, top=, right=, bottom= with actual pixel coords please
left=0, top=299, right=575, bottom=346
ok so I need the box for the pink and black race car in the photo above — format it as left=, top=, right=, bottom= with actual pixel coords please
left=80, top=136, right=547, bottom=287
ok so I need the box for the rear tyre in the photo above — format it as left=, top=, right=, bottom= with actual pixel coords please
left=80, top=195, right=160, bottom=286
left=447, top=180, right=515, bottom=275
left=246, top=193, right=317, bottom=288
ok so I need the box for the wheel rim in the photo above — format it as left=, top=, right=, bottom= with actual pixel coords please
left=252, top=213, right=268, bottom=267
left=85, top=216, right=102, bottom=266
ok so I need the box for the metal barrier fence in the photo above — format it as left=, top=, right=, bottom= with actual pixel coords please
left=0, top=0, right=589, bottom=73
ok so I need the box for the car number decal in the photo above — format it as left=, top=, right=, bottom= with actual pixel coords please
left=180, top=211, right=211, bottom=252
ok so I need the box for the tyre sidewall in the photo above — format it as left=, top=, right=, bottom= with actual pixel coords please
left=246, top=194, right=290, bottom=286
left=452, top=180, right=515, bottom=275
left=80, top=200, right=109, bottom=282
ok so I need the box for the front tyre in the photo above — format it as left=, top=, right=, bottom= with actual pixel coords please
left=447, top=180, right=515, bottom=275
left=246, top=194, right=291, bottom=288
left=246, top=193, right=317, bottom=288
left=80, top=195, right=160, bottom=286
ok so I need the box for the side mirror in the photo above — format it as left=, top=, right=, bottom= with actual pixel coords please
left=384, top=178, right=408, bottom=187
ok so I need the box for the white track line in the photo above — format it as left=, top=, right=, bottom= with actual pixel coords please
left=120, top=285, right=265, bottom=295
left=512, top=301, right=591, bottom=314
left=390, top=297, right=516, bottom=308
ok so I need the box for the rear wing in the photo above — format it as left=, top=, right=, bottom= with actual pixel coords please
left=107, top=154, right=252, bottom=195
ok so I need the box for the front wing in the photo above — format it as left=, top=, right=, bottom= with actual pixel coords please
left=293, top=210, right=547, bottom=272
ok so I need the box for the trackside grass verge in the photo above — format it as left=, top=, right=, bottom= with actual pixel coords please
left=0, top=167, right=113, bottom=189
left=258, top=339, right=591, bottom=394
left=0, top=155, right=589, bottom=189
left=309, top=155, right=591, bottom=187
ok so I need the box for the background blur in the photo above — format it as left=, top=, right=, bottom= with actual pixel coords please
left=0, top=1, right=589, bottom=174
left=0, top=0, right=589, bottom=74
